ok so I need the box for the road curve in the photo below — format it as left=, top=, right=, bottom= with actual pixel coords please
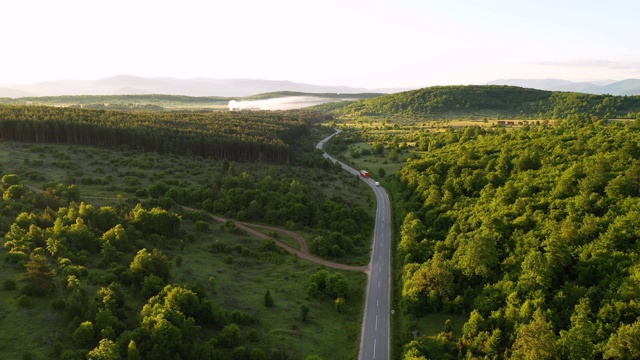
left=317, top=130, right=392, bottom=360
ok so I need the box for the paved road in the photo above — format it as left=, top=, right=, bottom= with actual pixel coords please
left=317, top=130, right=392, bottom=360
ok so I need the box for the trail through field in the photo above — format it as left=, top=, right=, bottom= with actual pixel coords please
left=206, top=212, right=369, bottom=273
left=24, top=184, right=368, bottom=273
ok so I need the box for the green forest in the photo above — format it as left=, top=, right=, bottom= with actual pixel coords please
left=0, top=105, right=333, bottom=163
left=318, top=85, right=640, bottom=120
left=388, top=118, right=640, bottom=359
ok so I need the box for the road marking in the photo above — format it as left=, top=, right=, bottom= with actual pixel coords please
left=375, top=315, right=378, bottom=330
left=377, top=299, right=379, bottom=307
left=373, top=339, right=377, bottom=359
left=378, top=281, right=380, bottom=288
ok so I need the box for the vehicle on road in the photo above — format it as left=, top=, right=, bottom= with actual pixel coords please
left=360, top=170, right=370, bottom=177
left=375, top=181, right=380, bottom=186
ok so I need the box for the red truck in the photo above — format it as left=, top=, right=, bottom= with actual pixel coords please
left=360, top=170, right=370, bottom=178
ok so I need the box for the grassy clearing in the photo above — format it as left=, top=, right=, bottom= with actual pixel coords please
left=172, top=222, right=367, bottom=359
left=416, top=313, right=467, bottom=339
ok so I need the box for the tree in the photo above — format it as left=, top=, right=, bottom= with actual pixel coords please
left=603, top=319, right=640, bottom=359
left=220, top=323, right=241, bottom=348
left=87, top=339, right=119, bottom=360
left=402, top=254, right=454, bottom=314
left=130, top=248, right=171, bottom=283
left=511, top=310, right=558, bottom=360
left=264, top=290, right=274, bottom=308
left=326, top=273, right=350, bottom=298
left=73, top=321, right=95, bottom=347
left=559, top=298, right=596, bottom=360
left=24, top=248, right=56, bottom=296
left=127, top=340, right=141, bottom=360
left=399, top=212, right=426, bottom=263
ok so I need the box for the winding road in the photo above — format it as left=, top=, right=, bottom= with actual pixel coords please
left=317, top=130, right=392, bottom=360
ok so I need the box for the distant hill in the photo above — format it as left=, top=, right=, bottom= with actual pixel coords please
left=0, top=75, right=411, bottom=98
left=486, top=78, right=640, bottom=95
left=319, top=85, right=640, bottom=119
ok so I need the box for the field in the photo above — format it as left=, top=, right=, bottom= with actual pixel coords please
left=0, top=139, right=371, bottom=359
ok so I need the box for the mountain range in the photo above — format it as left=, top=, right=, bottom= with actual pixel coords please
left=485, top=78, right=640, bottom=95
left=0, top=75, right=409, bottom=98
left=2, top=76, right=640, bottom=98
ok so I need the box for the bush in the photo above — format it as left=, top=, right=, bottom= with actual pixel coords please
left=264, top=290, right=274, bottom=308
left=17, top=294, right=32, bottom=308
left=195, top=220, right=210, bottom=232
left=3, top=279, right=16, bottom=290
left=231, top=310, right=256, bottom=325
left=301, top=304, right=310, bottom=322
left=247, top=328, right=260, bottom=343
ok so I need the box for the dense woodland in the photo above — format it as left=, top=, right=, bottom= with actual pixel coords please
left=0, top=105, right=332, bottom=164
left=318, top=85, right=640, bottom=120
left=387, top=118, right=640, bottom=359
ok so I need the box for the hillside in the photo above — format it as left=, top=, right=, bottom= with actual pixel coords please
left=390, top=119, right=640, bottom=359
left=319, top=85, right=640, bottom=120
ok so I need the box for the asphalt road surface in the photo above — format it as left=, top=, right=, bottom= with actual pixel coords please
left=317, top=130, right=392, bottom=360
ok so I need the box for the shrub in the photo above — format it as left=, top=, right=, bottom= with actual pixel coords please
left=301, top=304, right=310, bottom=322
left=195, top=220, right=210, bottom=232
left=3, top=279, right=16, bottom=290
left=264, top=290, right=274, bottom=308
left=17, top=294, right=32, bottom=308
left=231, top=310, right=256, bottom=325
left=247, top=328, right=260, bottom=343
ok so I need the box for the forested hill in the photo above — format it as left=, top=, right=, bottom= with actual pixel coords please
left=317, top=85, right=640, bottom=119
left=0, top=105, right=327, bottom=164
left=392, top=120, right=640, bottom=358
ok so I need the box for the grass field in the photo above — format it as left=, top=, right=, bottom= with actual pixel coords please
left=416, top=313, right=467, bottom=338
left=172, top=222, right=368, bottom=359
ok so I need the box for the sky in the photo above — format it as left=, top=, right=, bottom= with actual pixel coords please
left=2, top=0, right=639, bottom=89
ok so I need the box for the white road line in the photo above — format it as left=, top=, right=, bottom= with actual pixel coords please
left=375, top=315, right=378, bottom=331
left=373, top=339, right=377, bottom=359
left=377, top=299, right=379, bottom=307
left=378, top=281, right=380, bottom=288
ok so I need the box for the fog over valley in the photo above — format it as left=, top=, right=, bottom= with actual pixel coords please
left=228, top=96, right=345, bottom=110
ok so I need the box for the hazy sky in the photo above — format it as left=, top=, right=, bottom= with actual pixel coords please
left=2, top=0, right=638, bottom=88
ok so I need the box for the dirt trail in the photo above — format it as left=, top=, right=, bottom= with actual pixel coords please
left=209, top=213, right=369, bottom=273
left=23, top=184, right=368, bottom=273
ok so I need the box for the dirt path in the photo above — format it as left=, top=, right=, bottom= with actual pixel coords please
left=24, top=184, right=368, bottom=273
left=207, top=213, right=369, bottom=273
